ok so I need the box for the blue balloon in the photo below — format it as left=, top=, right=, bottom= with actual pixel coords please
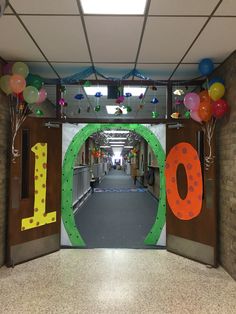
left=198, top=58, right=214, bottom=76
left=208, top=77, right=225, bottom=87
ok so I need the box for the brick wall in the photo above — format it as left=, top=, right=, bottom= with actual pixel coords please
left=0, top=84, right=10, bottom=266
left=213, top=51, right=236, bottom=279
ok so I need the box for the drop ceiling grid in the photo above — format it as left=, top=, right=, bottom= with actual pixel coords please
left=0, top=15, right=45, bottom=61
left=84, top=16, right=145, bottom=62
left=21, top=16, right=90, bottom=62
left=138, top=16, right=208, bottom=63
left=183, top=17, right=236, bottom=63
left=9, top=0, right=80, bottom=15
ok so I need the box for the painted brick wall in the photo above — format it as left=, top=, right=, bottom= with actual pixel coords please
left=213, top=51, right=236, bottom=279
left=0, top=89, right=10, bottom=266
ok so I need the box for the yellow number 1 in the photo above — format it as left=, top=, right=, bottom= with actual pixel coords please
left=21, top=143, right=57, bottom=231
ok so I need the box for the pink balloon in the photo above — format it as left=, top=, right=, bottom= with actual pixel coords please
left=190, top=110, right=202, bottom=123
left=184, top=93, right=200, bottom=111
left=36, top=88, right=47, bottom=104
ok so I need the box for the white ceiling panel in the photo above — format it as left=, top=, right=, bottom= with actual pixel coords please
left=184, top=17, right=236, bottom=63
left=0, top=16, right=44, bottom=61
left=139, top=17, right=207, bottom=63
left=21, top=16, right=90, bottom=62
left=137, top=64, right=177, bottom=80
left=85, top=17, right=144, bottom=62
left=52, top=63, right=92, bottom=78
left=10, top=0, right=80, bottom=14
left=4, top=5, right=13, bottom=13
left=214, top=0, right=236, bottom=15
left=149, top=0, right=219, bottom=15
left=27, top=62, right=58, bottom=78
left=95, top=64, right=135, bottom=79
left=170, top=64, right=201, bottom=80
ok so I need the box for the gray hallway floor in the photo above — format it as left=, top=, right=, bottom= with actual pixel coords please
left=0, top=249, right=235, bottom=313
left=75, top=170, right=158, bottom=248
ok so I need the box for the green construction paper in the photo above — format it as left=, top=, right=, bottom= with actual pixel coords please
left=62, top=124, right=166, bottom=246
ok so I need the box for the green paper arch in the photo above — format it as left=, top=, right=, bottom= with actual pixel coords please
left=62, top=124, right=166, bottom=246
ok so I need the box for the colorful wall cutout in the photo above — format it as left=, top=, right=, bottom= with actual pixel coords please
left=21, top=143, right=57, bottom=231
left=62, top=124, right=166, bottom=246
left=165, top=142, right=203, bottom=220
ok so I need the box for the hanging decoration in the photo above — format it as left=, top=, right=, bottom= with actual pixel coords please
left=0, top=61, right=48, bottom=161
left=58, top=85, right=67, bottom=119
left=150, top=85, right=159, bottom=118
left=114, top=107, right=123, bottom=116
left=184, top=58, right=230, bottom=170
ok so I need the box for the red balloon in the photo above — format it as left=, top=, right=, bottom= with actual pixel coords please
left=198, top=101, right=212, bottom=122
left=212, top=99, right=229, bottom=118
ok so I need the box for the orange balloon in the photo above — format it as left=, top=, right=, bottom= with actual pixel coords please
left=199, top=90, right=210, bottom=103
left=9, top=74, right=26, bottom=94
left=198, top=101, right=212, bottom=122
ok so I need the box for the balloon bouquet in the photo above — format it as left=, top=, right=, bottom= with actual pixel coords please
left=183, top=58, right=229, bottom=170
left=0, top=62, right=47, bottom=160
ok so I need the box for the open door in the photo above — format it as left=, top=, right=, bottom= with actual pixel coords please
left=166, top=120, right=217, bottom=266
left=7, top=118, right=62, bottom=266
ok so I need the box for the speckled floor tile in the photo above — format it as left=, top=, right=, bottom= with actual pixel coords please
left=0, top=249, right=235, bottom=314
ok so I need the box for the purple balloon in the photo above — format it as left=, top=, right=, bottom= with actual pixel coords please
left=190, top=110, right=202, bottom=123
left=3, top=63, right=12, bottom=75
left=184, top=93, right=200, bottom=111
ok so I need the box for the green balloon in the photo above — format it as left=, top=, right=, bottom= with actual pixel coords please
left=0, top=75, right=12, bottom=95
left=12, top=62, right=29, bottom=79
left=23, top=86, right=39, bottom=104
left=26, top=74, right=43, bottom=90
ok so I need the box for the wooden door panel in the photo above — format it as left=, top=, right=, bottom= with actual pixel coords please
left=7, top=118, right=62, bottom=266
left=166, top=120, right=217, bottom=266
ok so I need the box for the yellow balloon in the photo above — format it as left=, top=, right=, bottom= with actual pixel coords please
left=208, top=82, right=225, bottom=101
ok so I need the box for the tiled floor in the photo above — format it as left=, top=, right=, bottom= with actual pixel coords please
left=0, top=249, right=235, bottom=314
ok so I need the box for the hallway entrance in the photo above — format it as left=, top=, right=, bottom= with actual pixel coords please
left=75, top=169, right=158, bottom=248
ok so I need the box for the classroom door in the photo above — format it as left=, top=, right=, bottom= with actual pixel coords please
left=166, top=120, right=217, bottom=266
left=7, top=118, right=62, bottom=266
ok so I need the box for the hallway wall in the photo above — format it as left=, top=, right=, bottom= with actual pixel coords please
left=0, top=66, right=11, bottom=266
left=213, top=51, right=236, bottom=279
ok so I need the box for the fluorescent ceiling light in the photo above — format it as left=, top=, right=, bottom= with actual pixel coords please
left=123, top=86, right=146, bottom=96
left=81, top=0, right=147, bottom=15
left=84, top=86, right=107, bottom=96
left=104, top=131, right=129, bottom=134
left=107, top=137, right=127, bottom=140
left=100, top=146, right=110, bottom=148
left=111, top=145, right=124, bottom=147
left=106, top=106, right=127, bottom=115
left=124, top=146, right=133, bottom=148
left=109, top=142, right=125, bottom=144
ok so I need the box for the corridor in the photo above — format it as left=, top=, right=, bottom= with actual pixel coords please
left=74, top=169, right=158, bottom=248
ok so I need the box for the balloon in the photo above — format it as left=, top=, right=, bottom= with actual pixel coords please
left=208, top=77, right=225, bottom=87
left=9, top=74, right=26, bottom=94
left=3, top=63, right=12, bottom=75
left=198, top=58, right=214, bottom=76
left=26, top=74, right=43, bottom=90
left=12, top=62, right=29, bottom=78
left=183, top=92, right=200, bottom=110
left=190, top=110, right=202, bottom=123
left=208, top=82, right=225, bottom=101
left=36, top=88, right=47, bottom=104
left=212, top=99, right=229, bottom=118
left=0, top=75, right=12, bottom=95
left=199, top=90, right=210, bottom=103
left=23, top=86, right=39, bottom=104
left=198, top=101, right=212, bottom=122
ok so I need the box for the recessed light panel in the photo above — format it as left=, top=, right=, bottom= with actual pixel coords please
left=81, top=0, right=147, bottom=15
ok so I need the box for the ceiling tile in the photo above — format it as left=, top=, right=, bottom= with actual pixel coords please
left=21, top=16, right=90, bottom=62
left=170, top=64, right=201, bottom=80
left=184, top=17, right=236, bottom=63
left=10, top=0, right=80, bottom=14
left=139, top=17, right=207, bottom=63
left=27, top=62, right=58, bottom=78
left=94, top=64, right=135, bottom=79
left=149, top=0, right=219, bottom=15
left=4, top=5, right=13, bottom=13
left=214, top=0, right=236, bottom=15
left=85, top=17, right=144, bottom=62
left=137, top=64, right=177, bottom=80
left=0, top=16, right=44, bottom=61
